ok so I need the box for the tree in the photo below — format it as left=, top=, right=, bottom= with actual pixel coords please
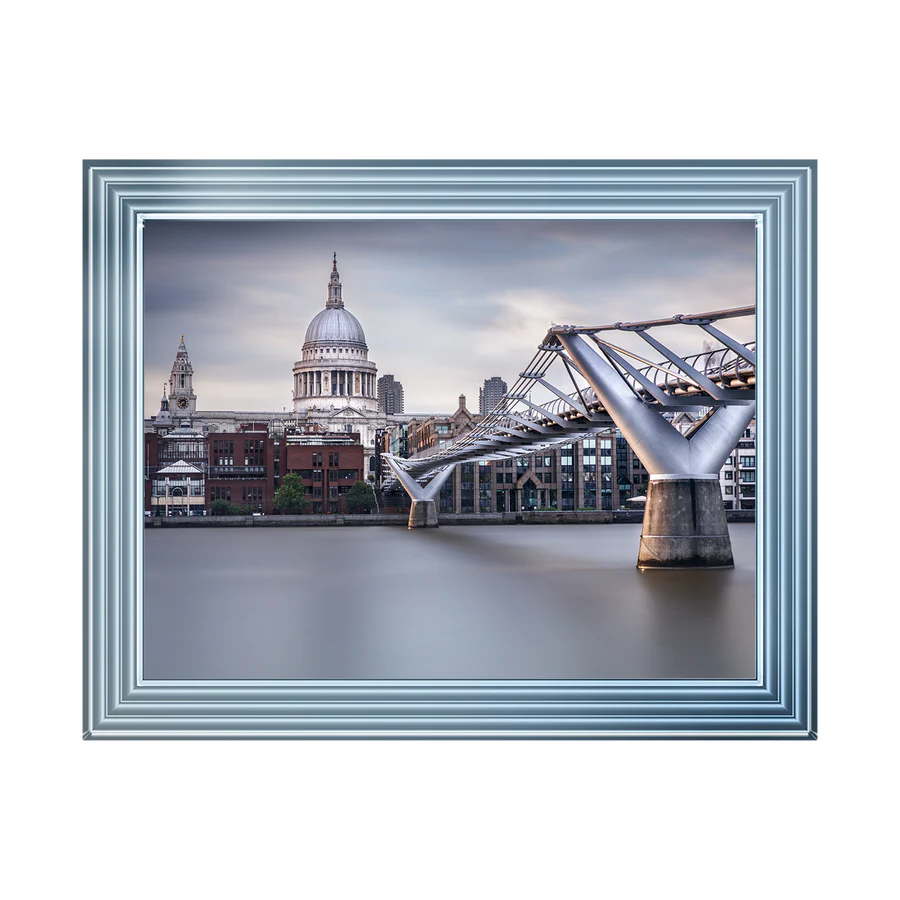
left=346, top=480, right=376, bottom=513
left=274, top=473, right=307, bottom=514
left=210, top=499, right=250, bottom=516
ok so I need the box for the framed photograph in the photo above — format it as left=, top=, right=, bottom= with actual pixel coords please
left=84, top=159, right=815, bottom=738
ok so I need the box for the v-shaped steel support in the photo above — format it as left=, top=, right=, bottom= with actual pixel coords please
left=383, top=455, right=454, bottom=500
left=557, top=333, right=755, bottom=477
left=383, top=455, right=455, bottom=528
left=557, top=333, right=756, bottom=568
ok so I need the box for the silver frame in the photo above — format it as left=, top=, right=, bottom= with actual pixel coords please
left=84, top=160, right=815, bottom=739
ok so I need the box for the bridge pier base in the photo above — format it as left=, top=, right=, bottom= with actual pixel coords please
left=408, top=499, right=439, bottom=529
left=383, top=454, right=454, bottom=530
left=638, top=477, right=734, bottom=569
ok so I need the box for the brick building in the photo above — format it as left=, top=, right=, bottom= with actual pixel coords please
left=406, top=394, right=481, bottom=456
left=144, top=420, right=368, bottom=516
left=206, top=425, right=278, bottom=514
left=283, top=431, right=365, bottom=514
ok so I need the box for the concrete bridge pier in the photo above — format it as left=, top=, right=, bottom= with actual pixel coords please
left=557, top=332, right=756, bottom=569
left=639, top=476, right=734, bottom=568
left=408, top=499, right=440, bottom=528
left=383, top=455, right=454, bottom=529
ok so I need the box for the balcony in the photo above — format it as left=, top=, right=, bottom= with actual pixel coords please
left=208, top=466, right=267, bottom=478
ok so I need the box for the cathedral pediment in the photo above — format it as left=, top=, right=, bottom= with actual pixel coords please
left=327, top=406, right=365, bottom=419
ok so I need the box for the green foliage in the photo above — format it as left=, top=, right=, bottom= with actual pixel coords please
left=274, top=473, right=307, bottom=514
left=210, top=498, right=251, bottom=516
left=346, top=480, right=376, bottom=513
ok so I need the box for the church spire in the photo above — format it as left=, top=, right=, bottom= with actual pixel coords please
left=168, top=333, right=196, bottom=415
left=326, top=253, right=344, bottom=308
left=154, top=382, right=174, bottom=431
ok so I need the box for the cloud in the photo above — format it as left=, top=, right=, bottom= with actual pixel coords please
left=143, top=219, right=756, bottom=415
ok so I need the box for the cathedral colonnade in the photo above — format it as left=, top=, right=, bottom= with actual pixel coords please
left=295, top=368, right=378, bottom=400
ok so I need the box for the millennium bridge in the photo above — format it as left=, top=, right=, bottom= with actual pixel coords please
left=383, top=306, right=756, bottom=569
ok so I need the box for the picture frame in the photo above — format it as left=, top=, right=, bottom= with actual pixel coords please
left=83, top=159, right=815, bottom=739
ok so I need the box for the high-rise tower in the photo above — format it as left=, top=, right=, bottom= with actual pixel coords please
left=377, top=374, right=405, bottom=414
left=479, top=376, right=508, bottom=414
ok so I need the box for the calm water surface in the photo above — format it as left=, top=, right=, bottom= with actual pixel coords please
left=143, top=524, right=756, bottom=680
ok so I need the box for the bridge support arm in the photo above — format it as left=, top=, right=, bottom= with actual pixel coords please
left=383, top=455, right=454, bottom=528
left=557, top=332, right=755, bottom=569
left=557, top=333, right=691, bottom=475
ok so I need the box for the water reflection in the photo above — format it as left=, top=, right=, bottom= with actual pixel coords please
left=143, top=524, right=756, bottom=681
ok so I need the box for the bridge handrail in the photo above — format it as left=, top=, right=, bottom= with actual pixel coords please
left=547, top=304, right=755, bottom=334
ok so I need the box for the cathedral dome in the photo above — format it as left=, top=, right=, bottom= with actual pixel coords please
left=303, top=306, right=367, bottom=348
left=301, top=253, right=368, bottom=349
left=293, top=254, right=379, bottom=418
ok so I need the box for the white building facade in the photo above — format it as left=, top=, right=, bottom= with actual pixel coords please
left=719, top=419, right=756, bottom=510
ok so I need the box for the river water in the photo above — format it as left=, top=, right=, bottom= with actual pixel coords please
left=143, top=524, right=756, bottom=681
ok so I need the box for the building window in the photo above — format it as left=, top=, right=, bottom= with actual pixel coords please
left=439, top=476, right=454, bottom=512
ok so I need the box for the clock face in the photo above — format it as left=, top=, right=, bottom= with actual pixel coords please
left=177, top=396, right=189, bottom=409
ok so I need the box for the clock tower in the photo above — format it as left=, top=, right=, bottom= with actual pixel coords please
left=167, top=335, right=197, bottom=417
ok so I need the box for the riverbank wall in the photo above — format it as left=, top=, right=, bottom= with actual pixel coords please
left=146, top=509, right=755, bottom=528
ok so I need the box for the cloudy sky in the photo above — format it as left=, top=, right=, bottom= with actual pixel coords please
left=143, top=219, right=756, bottom=416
